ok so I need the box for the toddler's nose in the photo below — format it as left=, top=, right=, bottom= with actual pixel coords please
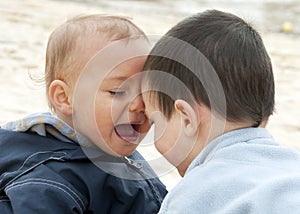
left=129, top=94, right=145, bottom=114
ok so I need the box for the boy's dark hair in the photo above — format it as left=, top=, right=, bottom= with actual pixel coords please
left=143, top=10, right=274, bottom=127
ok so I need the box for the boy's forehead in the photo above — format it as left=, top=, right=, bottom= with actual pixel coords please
left=142, top=91, right=160, bottom=116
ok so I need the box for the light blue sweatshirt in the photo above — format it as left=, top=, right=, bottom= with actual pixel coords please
left=159, top=128, right=300, bottom=214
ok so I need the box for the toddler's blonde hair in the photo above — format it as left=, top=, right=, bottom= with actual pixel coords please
left=45, top=14, right=147, bottom=110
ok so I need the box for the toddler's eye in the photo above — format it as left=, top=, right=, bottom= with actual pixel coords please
left=109, top=91, right=125, bottom=96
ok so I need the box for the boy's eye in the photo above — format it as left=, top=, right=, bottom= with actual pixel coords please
left=146, top=115, right=154, bottom=126
left=109, top=91, right=125, bottom=96
left=149, top=120, right=154, bottom=126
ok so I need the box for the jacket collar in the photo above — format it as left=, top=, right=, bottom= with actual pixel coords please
left=1, top=112, right=93, bottom=147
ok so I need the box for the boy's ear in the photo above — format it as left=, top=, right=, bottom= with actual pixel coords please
left=49, top=80, right=73, bottom=116
left=174, top=99, right=199, bottom=137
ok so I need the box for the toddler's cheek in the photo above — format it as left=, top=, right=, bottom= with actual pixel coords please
left=139, top=119, right=151, bottom=136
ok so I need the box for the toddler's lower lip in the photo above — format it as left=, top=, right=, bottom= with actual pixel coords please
left=115, top=124, right=140, bottom=142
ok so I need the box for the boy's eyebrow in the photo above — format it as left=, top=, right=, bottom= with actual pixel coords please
left=144, top=108, right=152, bottom=118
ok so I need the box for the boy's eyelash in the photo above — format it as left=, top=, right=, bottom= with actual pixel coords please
left=144, top=111, right=153, bottom=125
left=146, top=116, right=154, bottom=125
left=109, top=91, right=125, bottom=96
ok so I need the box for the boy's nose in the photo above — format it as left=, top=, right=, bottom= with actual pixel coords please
left=129, top=94, right=145, bottom=113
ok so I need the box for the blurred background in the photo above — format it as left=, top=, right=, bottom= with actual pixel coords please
left=1, top=0, right=299, bottom=189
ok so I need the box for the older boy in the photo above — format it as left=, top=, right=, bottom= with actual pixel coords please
left=0, top=15, right=167, bottom=213
left=142, top=10, right=300, bottom=213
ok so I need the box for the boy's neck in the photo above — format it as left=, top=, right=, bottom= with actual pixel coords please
left=177, top=117, right=255, bottom=177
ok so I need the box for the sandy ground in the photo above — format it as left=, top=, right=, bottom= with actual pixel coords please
left=0, top=0, right=299, bottom=190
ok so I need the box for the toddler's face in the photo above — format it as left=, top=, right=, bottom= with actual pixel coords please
left=72, top=37, right=151, bottom=156
left=94, top=56, right=150, bottom=156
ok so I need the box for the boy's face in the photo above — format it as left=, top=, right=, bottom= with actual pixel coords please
left=72, top=37, right=151, bottom=156
left=142, top=92, right=192, bottom=168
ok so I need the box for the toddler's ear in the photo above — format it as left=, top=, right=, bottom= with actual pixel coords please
left=49, top=80, right=73, bottom=116
left=174, top=99, right=199, bottom=137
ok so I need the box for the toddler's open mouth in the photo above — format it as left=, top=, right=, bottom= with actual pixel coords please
left=115, top=123, right=141, bottom=142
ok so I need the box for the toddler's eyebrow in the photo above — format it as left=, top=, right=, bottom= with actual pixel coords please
left=106, top=75, right=129, bottom=81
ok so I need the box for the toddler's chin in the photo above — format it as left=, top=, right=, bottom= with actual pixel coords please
left=113, top=144, right=138, bottom=157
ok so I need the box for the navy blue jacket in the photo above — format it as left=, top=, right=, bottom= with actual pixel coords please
left=0, top=129, right=167, bottom=213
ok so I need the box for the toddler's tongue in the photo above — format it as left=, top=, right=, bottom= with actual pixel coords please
left=115, top=124, right=139, bottom=142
